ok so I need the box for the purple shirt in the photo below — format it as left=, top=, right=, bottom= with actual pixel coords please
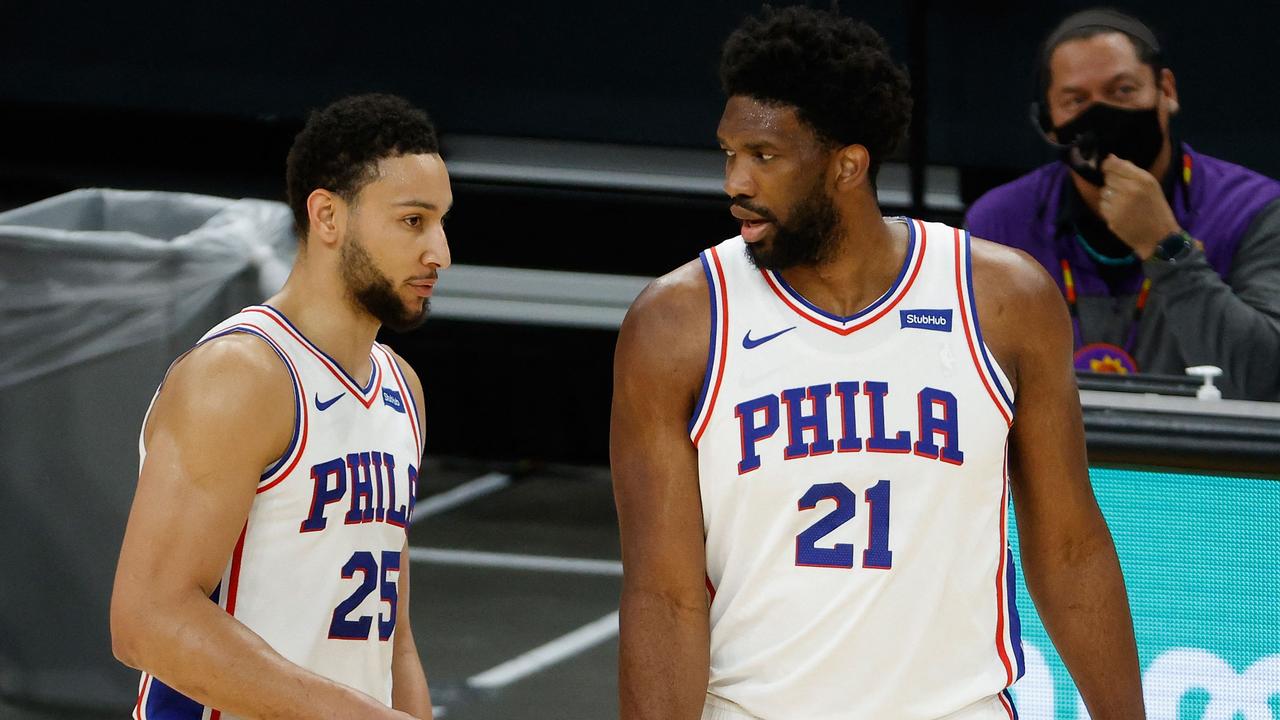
left=964, top=144, right=1280, bottom=399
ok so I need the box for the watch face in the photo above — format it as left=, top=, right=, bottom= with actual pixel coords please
left=1156, top=232, right=1192, bottom=261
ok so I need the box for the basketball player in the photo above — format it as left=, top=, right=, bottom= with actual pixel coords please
left=611, top=8, right=1144, bottom=719
left=110, top=94, right=447, bottom=720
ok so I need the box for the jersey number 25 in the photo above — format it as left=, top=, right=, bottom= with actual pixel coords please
left=328, top=550, right=401, bottom=641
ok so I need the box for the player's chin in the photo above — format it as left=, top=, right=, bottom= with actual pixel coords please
left=382, top=295, right=430, bottom=331
left=385, top=304, right=430, bottom=333
left=405, top=297, right=430, bottom=322
left=746, top=238, right=778, bottom=264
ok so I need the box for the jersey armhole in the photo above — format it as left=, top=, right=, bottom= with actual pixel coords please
left=954, top=229, right=1016, bottom=425
left=207, top=325, right=308, bottom=492
left=689, top=247, right=730, bottom=445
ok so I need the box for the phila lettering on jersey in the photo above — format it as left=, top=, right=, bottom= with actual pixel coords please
left=132, top=305, right=423, bottom=720
left=690, top=219, right=1024, bottom=720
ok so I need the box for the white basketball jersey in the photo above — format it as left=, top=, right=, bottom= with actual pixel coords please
left=133, top=305, right=423, bottom=720
left=691, top=219, right=1025, bottom=720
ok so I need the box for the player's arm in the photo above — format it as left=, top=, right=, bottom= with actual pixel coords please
left=973, top=241, right=1145, bottom=719
left=388, top=352, right=433, bottom=719
left=391, top=536, right=432, bottom=718
left=110, top=335, right=416, bottom=720
left=611, top=261, right=712, bottom=720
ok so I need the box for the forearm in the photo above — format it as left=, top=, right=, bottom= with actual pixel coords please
left=116, top=593, right=403, bottom=720
left=1022, top=528, right=1144, bottom=720
left=392, top=636, right=432, bottom=718
left=619, top=590, right=709, bottom=720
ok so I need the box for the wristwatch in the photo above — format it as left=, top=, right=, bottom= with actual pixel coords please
left=1152, top=231, right=1195, bottom=262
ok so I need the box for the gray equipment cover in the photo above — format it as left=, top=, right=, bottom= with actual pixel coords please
left=0, top=189, right=294, bottom=709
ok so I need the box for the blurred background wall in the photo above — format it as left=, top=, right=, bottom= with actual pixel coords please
left=6, top=0, right=1273, bottom=464
left=3, top=1, right=1276, bottom=194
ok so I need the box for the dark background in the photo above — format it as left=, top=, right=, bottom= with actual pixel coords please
left=5, top=1, right=1275, bottom=184
left=4, top=0, right=1276, bottom=464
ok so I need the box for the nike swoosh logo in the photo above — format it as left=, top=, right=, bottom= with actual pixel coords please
left=742, top=326, right=796, bottom=349
left=315, top=392, right=344, bottom=411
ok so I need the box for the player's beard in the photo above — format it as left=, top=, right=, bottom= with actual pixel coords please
left=744, top=175, right=842, bottom=271
left=339, top=229, right=430, bottom=333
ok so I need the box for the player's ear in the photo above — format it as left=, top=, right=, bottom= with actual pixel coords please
left=306, top=189, right=342, bottom=248
left=834, top=144, right=871, bottom=190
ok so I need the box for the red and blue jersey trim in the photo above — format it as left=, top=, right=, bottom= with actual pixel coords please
left=992, top=441, right=1025, bottom=696
left=133, top=673, right=205, bottom=720
left=953, top=228, right=1015, bottom=426
left=955, top=219, right=1023, bottom=705
left=997, top=689, right=1020, bottom=720
left=760, top=218, right=925, bottom=335
left=1004, top=544, right=1026, bottom=679
left=376, top=343, right=423, bottom=459
left=690, top=247, right=729, bottom=445
left=207, top=524, right=249, bottom=720
left=245, top=305, right=382, bottom=409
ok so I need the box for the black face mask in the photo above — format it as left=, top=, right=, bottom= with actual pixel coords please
left=1049, top=102, right=1164, bottom=186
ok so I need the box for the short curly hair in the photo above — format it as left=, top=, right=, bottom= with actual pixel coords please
left=286, top=93, right=439, bottom=238
left=720, top=5, right=912, bottom=181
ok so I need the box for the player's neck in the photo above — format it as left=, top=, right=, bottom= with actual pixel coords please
left=776, top=211, right=907, bottom=318
left=266, top=266, right=381, bottom=385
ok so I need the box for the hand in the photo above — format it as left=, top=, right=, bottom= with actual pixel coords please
left=1098, top=154, right=1182, bottom=259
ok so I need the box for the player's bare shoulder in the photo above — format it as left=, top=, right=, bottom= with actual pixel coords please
left=967, top=235, right=1072, bottom=394
left=143, top=332, right=295, bottom=464
left=617, top=258, right=711, bottom=393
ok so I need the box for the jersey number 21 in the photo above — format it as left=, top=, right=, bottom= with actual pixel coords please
left=796, top=480, right=893, bottom=569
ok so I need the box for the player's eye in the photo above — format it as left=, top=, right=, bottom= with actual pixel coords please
left=403, top=215, right=421, bottom=228
left=723, top=149, right=737, bottom=158
left=760, top=153, right=776, bottom=162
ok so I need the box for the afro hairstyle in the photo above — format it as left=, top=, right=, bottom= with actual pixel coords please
left=720, top=5, right=912, bottom=181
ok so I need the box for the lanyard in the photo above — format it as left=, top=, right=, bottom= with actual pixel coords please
left=1060, top=259, right=1151, bottom=355
left=1057, top=149, right=1189, bottom=358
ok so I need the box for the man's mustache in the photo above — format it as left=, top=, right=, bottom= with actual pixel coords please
left=730, top=197, right=778, bottom=223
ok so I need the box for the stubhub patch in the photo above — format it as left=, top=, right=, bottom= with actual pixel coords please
left=382, top=387, right=406, bottom=413
left=900, top=308, right=952, bottom=332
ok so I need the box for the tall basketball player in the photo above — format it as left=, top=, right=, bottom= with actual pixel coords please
left=611, top=8, right=1144, bottom=720
left=110, top=94, right=448, bottom=720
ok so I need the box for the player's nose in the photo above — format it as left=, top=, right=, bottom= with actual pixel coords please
left=723, top=156, right=756, bottom=199
left=423, top=228, right=451, bottom=270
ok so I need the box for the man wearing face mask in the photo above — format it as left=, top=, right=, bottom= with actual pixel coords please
left=965, top=8, right=1280, bottom=400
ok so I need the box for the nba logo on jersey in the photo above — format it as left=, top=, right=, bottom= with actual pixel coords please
left=689, top=220, right=1024, bottom=720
